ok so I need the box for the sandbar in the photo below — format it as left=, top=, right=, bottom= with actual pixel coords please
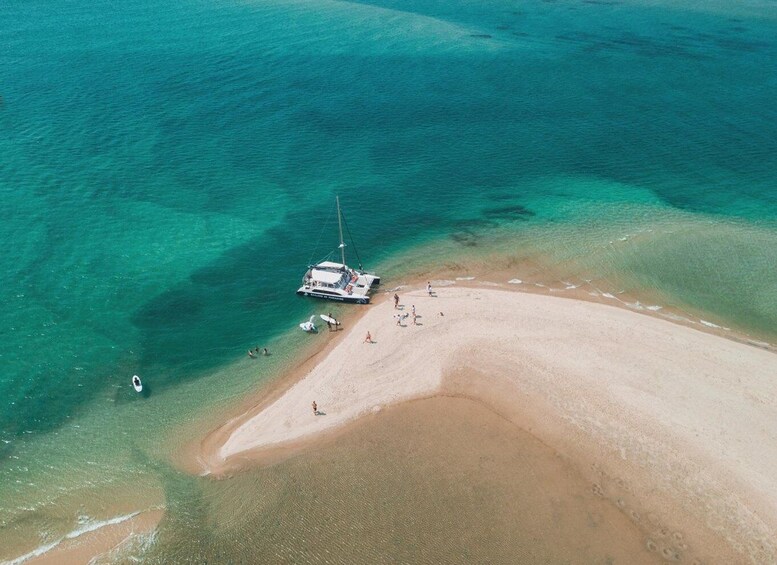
left=201, top=285, right=777, bottom=563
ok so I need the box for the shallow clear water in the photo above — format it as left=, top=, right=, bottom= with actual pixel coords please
left=1, top=0, right=776, bottom=559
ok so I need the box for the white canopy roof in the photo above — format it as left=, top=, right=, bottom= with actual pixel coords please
left=311, top=269, right=345, bottom=285
left=316, top=261, right=346, bottom=269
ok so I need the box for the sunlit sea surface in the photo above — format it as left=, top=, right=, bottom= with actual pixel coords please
left=1, top=0, right=776, bottom=561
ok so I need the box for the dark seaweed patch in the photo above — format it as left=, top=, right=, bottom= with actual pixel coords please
left=450, top=230, right=479, bottom=247
left=556, top=29, right=710, bottom=60
left=482, top=205, right=535, bottom=220
left=452, top=218, right=497, bottom=230
left=470, top=34, right=493, bottom=39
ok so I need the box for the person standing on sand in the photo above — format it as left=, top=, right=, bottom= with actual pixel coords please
left=312, top=401, right=318, bottom=415
left=394, top=293, right=399, bottom=309
left=364, top=331, right=373, bottom=343
left=395, top=314, right=401, bottom=326
left=427, top=282, right=433, bottom=296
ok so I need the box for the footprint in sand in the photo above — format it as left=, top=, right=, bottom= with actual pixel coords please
left=673, top=531, right=688, bottom=550
left=661, top=546, right=681, bottom=561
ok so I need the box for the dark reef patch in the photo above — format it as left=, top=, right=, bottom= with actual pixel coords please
left=450, top=229, right=481, bottom=247
left=482, top=205, right=536, bottom=220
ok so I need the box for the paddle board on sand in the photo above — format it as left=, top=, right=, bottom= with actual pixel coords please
left=320, top=315, right=340, bottom=325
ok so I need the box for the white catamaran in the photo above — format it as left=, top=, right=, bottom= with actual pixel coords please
left=297, top=197, right=380, bottom=304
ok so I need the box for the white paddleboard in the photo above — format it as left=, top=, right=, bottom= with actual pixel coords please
left=320, top=315, right=339, bottom=325
left=132, top=375, right=143, bottom=393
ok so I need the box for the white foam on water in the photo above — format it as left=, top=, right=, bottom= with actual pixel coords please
left=4, top=511, right=143, bottom=565
left=455, top=276, right=475, bottom=281
left=646, top=305, right=663, bottom=311
left=699, top=319, right=723, bottom=329
left=565, top=285, right=579, bottom=290
left=89, top=527, right=159, bottom=565
left=601, top=293, right=615, bottom=299
left=507, top=279, right=522, bottom=284
left=431, top=279, right=456, bottom=287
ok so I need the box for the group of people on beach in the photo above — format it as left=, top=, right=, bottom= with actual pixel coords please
left=328, top=283, right=441, bottom=413
left=364, top=282, right=437, bottom=343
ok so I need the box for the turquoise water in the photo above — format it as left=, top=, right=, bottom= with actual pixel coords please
left=1, top=0, right=776, bottom=559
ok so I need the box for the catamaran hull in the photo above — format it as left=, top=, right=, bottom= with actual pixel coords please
left=296, top=289, right=370, bottom=304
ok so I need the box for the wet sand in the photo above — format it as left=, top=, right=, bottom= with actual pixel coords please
left=160, top=397, right=663, bottom=563
left=199, top=284, right=777, bottom=563
left=20, top=509, right=162, bottom=565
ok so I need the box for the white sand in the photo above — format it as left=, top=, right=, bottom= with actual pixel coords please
left=213, top=286, right=777, bottom=562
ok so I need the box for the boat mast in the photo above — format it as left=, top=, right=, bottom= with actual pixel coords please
left=336, top=196, right=346, bottom=266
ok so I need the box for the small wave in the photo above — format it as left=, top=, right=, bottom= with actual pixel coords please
left=5, top=511, right=143, bottom=565
left=455, top=276, right=475, bottom=281
left=699, top=319, right=728, bottom=330
left=431, top=279, right=456, bottom=287
left=601, top=293, right=615, bottom=299
left=661, top=312, right=691, bottom=323
left=565, top=284, right=579, bottom=290
left=507, top=279, right=522, bottom=284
